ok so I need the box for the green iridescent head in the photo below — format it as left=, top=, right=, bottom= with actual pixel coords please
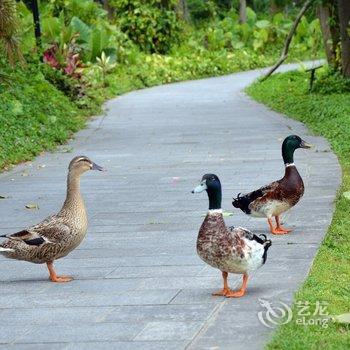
left=282, top=135, right=312, bottom=164
left=192, top=174, right=222, bottom=210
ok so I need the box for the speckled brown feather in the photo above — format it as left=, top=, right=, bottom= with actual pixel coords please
left=196, top=212, right=264, bottom=274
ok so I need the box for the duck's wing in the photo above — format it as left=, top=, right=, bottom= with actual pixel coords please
left=232, top=180, right=280, bottom=214
left=0, top=230, right=51, bottom=246
left=228, top=226, right=271, bottom=260
left=1, top=216, right=70, bottom=247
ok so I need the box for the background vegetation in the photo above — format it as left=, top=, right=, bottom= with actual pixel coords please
left=0, top=0, right=324, bottom=170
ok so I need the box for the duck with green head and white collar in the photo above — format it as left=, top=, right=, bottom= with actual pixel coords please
left=232, top=135, right=312, bottom=235
left=192, top=174, right=271, bottom=298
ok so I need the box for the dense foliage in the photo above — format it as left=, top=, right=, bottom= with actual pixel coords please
left=0, top=0, right=325, bottom=170
left=0, top=59, right=84, bottom=169
left=110, top=0, right=181, bottom=54
left=247, top=69, right=350, bottom=350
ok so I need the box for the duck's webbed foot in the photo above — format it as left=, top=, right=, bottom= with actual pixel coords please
left=51, top=275, right=73, bottom=283
left=212, top=288, right=233, bottom=296
left=275, top=216, right=292, bottom=234
left=212, top=271, right=234, bottom=297
left=268, top=217, right=292, bottom=235
left=46, top=262, right=73, bottom=283
left=225, top=274, right=248, bottom=298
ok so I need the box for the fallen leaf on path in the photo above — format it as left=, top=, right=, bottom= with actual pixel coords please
left=172, top=177, right=180, bottom=185
left=25, top=203, right=39, bottom=210
left=343, top=191, right=350, bottom=200
left=332, top=313, right=350, bottom=324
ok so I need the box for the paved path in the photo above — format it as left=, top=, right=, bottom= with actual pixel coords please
left=0, top=63, right=340, bottom=349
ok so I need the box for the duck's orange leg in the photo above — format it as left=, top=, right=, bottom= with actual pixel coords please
left=275, top=216, right=292, bottom=234
left=268, top=217, right=290, bottom=235
left=225, top=274, right=248, bottom=298
left=212, top=271, right=233, bottom=296
left=47, top=262, right=73, bottom=283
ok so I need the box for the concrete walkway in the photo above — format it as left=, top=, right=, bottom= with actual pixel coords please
left=0, top=63, right=340, bottom=349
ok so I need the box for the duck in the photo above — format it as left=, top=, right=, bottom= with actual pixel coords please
left=232, top=135, right=312, bottom=235
left=0, top=156, right=104, bottom=282
left=192, top=174, right=271, bottom=298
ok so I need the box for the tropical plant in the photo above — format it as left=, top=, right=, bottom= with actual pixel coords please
left=0, top=0, right=24, bottom=64
left=201, top=9, right=322, bottom=55
left=110, top=0, right=181, bottom=54
left=96, top=51, right=116, bottom=86
left=43, top=0, right=107, bottom=25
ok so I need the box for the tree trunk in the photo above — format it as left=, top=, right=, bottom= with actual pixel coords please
left=316, top=2, right=338, bottom=66
left=239, top=0, right=247, bottom=24
left=338, top=0, right=350, bottom=77
left=177, top=0, right=189, bottom=21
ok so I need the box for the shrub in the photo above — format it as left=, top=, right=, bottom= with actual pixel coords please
left=187, top=0, right=216, bottom=21
left=312, top=69, right=350, bottom=94
left=43, top=0, right=107, bottom=25
left=110, top=0, right=181, bottom=54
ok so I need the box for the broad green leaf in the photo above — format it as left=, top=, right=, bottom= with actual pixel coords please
left=70, top=17, right=91, bottom=44
left=89, top=27, right=110, bottom=62
left=255, top=20, right=270, bottom=29
left=232, top=41, right=244, bottom=49
left=42, top=17, right=61, bottom=42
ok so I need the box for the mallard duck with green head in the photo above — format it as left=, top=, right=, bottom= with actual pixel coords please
left=192, top=174, right=271, bottom=298
left=232, top=135, right=312, bottom=235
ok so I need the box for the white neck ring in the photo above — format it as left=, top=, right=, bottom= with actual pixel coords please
left=208, top=209, right=222, bottom=214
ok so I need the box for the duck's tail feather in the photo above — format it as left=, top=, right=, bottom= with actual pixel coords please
left=0, top=235, right=14, bottom=253
left=232, top=188, right=265, bottom=214
left=257, top=234, right=272, bottom=264
left=232, top=193, right=252, bottom=214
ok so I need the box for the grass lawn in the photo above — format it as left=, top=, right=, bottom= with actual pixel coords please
left=247, top=70, right=350, bottom=349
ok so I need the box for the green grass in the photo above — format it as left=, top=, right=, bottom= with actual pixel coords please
left=247, top=70, right=350, bottom=349
left=0, top=63, right=86, bottom=170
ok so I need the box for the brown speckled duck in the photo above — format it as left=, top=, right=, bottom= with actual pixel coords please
left=192, top=174, right=271, bottom=298
left=232, top=135, right=312, bottom=235
left=0, top=156, right=104, bottom=282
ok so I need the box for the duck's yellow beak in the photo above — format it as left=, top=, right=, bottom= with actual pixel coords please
left=300, top=140, right=313, bottom=149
